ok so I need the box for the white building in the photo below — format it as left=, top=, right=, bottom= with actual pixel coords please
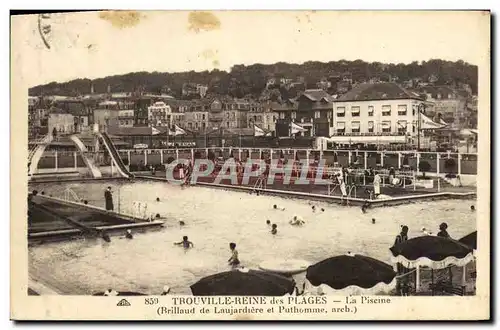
left=148, top=101, right=172, bottom=127
left=118, top=109, right=135, bottom=127
left=48, top=112, right=75, bottom=135
left=331, top=83, right=430, bottom=145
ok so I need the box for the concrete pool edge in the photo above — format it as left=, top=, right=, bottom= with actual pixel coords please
left=134, top=175, right=477, bottom=208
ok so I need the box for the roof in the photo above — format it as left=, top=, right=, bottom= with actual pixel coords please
left=300, top=89, right=335, bottom=102
left=334, top=83, right=423, bottom=102
left=108, top=126, right=156, bottom=136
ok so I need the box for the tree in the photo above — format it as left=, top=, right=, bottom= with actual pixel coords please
left=418, top=160, right=431, bottom=179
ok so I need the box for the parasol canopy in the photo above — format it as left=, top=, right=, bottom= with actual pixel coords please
left=390, top=235, right=474, bottom=269
left=190, top=268, right=296, bottom=296
left=305, top=253, right=397, bottom=295
left=458, top=231, right=477, bottom=250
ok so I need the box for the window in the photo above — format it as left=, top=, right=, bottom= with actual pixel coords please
left=397, top=121, right=407, bottom=134
left=202, top=114, right=206, bottom=120
left=382, top=105, right=391, bottom=116
left=351, top=106, right=360, bottom=117
left=227, top=121, right=230, bottom=128
left=397, top=105, right=407, bottom=116
left=381, top=121, right=392, bottom=133
left=273, top=115, right=277, bottom=122
left=368, top=106, right=374, bottom=116
left=314, top=111, right=320, bottom=119
left=368, top=121, right=374, bottom=133
left=195, top=122, right=199, bottom=129
left=279, top=112, right=285, bottom=119
left=336, top=122, right=345, bottom=134
left=188, top=122, right=192, bottom=129
left=291, top=112, right=296, bottom=120
left=351, top=121, right=360, bottom=133
left=336, top=107, right=345, bottom=117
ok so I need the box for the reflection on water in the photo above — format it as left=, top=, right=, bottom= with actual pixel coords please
left=29, top=181, right=476, bottom=295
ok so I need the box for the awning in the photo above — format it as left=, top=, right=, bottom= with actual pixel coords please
left=382, top=122, right=391, bottom=129
left=336, top=107, right=345, bottom=114
left=420, top=113, right=446, bottom=130
left=397, top=105, right=407, bottom=112
left=336, top=122, right=345, bottom=129
left=351, top=122, right=360, bottom=129
left=351, top=107, right=360, bottom=114
left=382, top=106, right=391, bottom=113
left=368, top=121, right=374, bottom=129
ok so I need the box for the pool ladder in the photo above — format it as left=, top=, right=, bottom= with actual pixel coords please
left=253, top=175, right=267, bottom=193
left=63, top=187, right=82, bottom=203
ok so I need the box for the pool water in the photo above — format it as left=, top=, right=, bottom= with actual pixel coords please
left=29, top=180, right=477, bottom=295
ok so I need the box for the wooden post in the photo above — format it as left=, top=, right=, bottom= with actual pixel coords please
left=458, top=153, right=462, bottom=175
left=364, top=151, right=368, bottom=170
left=306, top=149, right=310, bottom=165
left=238, top=148, right=242, bottom=161
left=436, top=153, right=440, bottom=175
left=398, top=152, right=402, bottom=168
left=111, top=158, right=114, bottom=176
left=191, top=149, right=194, bottom=164
left=54, top=151, right=58, bottom=170
left=127, top=150, right=131, bottom=166
left=259, top=148, right=262, bottom=159
left=416, top=265, right=421, bottom=292
left=348, top=150, right=352, bottom=165
left=144, top=149, right=147, bottom=165
left=380, top=151, right=384, bottom=167
left=416, top=152, right=421, bottom=176
left=160, top=150, right=164, bottom=164
left=73, top=151, right=77, bottom=169
left=176, top=149, right=179, bottom=160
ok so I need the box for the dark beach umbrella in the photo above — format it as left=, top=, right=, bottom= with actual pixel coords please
left=390, top=236, right=473, bottom=265
left=306, top=254, right=396, bottom=290
left=458, top=231, right=477, bottom=250
left=190, top=268, right=295, bottom=296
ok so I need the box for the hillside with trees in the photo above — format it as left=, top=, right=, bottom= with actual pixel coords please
left=29, top=59, right=478, bottom=100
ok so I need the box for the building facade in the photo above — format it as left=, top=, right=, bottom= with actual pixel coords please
left=273, top=89, right=334, bottom=137
left=118, top=109, right=135, bottom=127
left=148, top=101, right=172, bottom=127
left=48, top=112, right=75, bottom=135
left=331, top=83, right=426, bottom=145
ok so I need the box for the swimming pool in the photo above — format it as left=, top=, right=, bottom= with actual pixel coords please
left=29, top=180, right=477, bottom=295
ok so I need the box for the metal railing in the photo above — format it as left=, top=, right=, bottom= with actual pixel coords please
left=63, top=187, right=81, bottom=203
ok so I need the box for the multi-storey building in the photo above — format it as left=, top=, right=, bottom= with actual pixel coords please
left=273, top=89, right=334, bottom=137
left=118, top=109, right=135, bottom=127
left=416, top=86, right=467, bottom=127
left=331, top=83, right=429, bottom=145
left=148, top=101, right=172, bottom=127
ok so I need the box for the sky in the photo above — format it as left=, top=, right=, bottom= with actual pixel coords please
left=11, top=10, right=490, bottom=86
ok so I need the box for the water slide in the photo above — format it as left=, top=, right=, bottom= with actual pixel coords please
left=97, top=132, right=134, bottom=178
left=69, top=135, right=102, bottom=178
left=28, top=134, right=53, bottom=179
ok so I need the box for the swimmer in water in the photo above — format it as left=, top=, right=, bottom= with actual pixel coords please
left=471, top=205, right=475, bottom=211
left=289, top=216, right=305, bottom=226
left=271, top=224, right=278, bottom=235
left=361, top=200, right=369, bottom=213
left=179, top=220, right=185, bottom=226
left=266, top=220, right=271, bottom=226
left=421, top=227, right=433, bottom=236
left=174, top=236, right=194, bottom=248
left=101, top=231, right=111, bottom=243
left=228, top=242, right=240, bottom=268
left=372, top=218, right=376, bottom=224
left=156, top=197, right=160, bottom=202
left=125, top=229, right=133, bottom=239
left=311, top=205, right=316, bottom=213
left=273, top=204, right=285, bottom=211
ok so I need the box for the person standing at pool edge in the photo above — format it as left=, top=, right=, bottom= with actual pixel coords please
left=104, top=186, right=114, bottom=211
left=228, top=243, right=240, bottom=268
left=373, top=172, right=381, bottom=197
